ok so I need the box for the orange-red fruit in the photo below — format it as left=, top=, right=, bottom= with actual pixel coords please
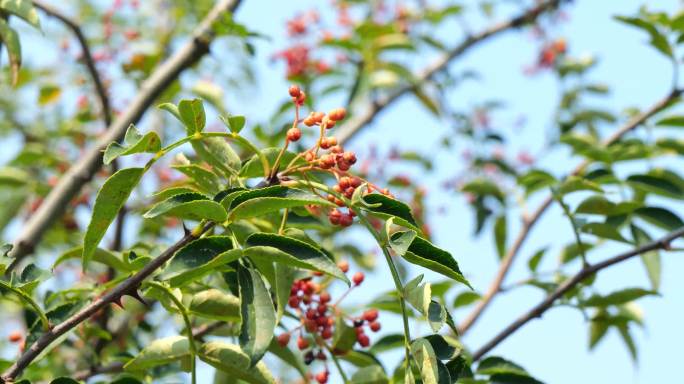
left=288, top=296, right=300, bottom=308
left=329, top=145, right=343, bottom=154
left=289, top=85, right=301, bottom=98
left=329, top=209, right=342, bottom=225
left=337, top=260, right=350, bottom=273
left=8, top=331, right=22, bottom=343
left=277, top=333, right=291, bottom=347
left=352, top=271, right=365, bottom=285
left=319, top=291, right=331, bottom=303
left=328, top=107, right=347, bottom=121
left=343, top=151, right=357, bottom=164
left=350, top=177, right=362, bottom=188
left=296, top=91, right=307, bottom=105
left=287, top=128, right=302, bottom=142
left=357, top=333, right=370, bottom=347
left=339, top=213, right=353, bottom=227
left=337, top=160, right=351, bottom=171
left=315, top=371, right=329, bottom=384
left=297, top=336, right=310, bottom=350
left=369, top=321, right=381, bottom=332
left=363, top=309, right=379, bottom=322
left=322, top=116, right=336, bottom=128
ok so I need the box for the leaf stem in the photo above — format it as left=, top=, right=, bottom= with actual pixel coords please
left=0, top=281, right=50, bottom=331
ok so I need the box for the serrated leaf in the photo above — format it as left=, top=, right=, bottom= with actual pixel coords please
left=123, top=336, right=190, bottom=371
left=228, top=186, right=333, bottom=221
left=244, top=233, right=348, bottom=283
left=394, top=234, right=471, bottom=287
left=0, top=0, right=41, bottom=28
left=453, top=291, right=481, bottom=308
left=411, top=339, right=439, bottom=384
left=83, top=167, right=144, bottom=269
left=634, top=207, right=684, bottom=231
left=144, top=192, right=228, bottom=222
left=163, top=236, right=237, bottom=286
left=103, top=124, right=161, bottom=165
left=583, top=288, right=658, bottom=307
left=361, top=193, right=420, bottom=232
left=189, top=289, right=240, bottom=321
left=238, top=265, right=276, bottom=366
left=351, top=365, right=390, bottom=384
left=178, top=98, right=206, bottom=134
left=425, top=334, right=462, bottom=360
left=0, top=18, right=21, bottom=85
left=172, top=164, right=221, bottom=194
left=198, top=341, right=275, bottom=384
left=387, top=223, right=417, bottom=256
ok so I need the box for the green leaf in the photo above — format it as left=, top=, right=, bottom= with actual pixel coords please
left=198, top=341, right=275, bottom=384
left=244, top=233, right=348, bottom=283
left=394, top=234, right=471, bottom=287
left=589, top=309, right=610, bottom=349
left=387, top=221, right=417, bottom=256
left=614, top=15, right=673, bottom=57
left=580, top=222, right=630, bottom=243
left=123, top=336, right=190, bottom=371
left=158, top=102, right=181, bottom=121
left=518, top=170, right=556, bottom=196
left=583, top=288, right=658, bottom=307
left=453, top=291, right=481, bottom=308
left=427, top=300, right=446, bottom=332
left=494, top=215, right=506, bottom=259
left=50, top=378, right=79, bottom=384
left=274, top=263, right=297, bottom=323
left=172, top=164, right=221, bottom=194
left=221, top=114, right=246, bottom=134
left=411, top=338, right=439, bottom=384
left=83, top=168, right=144, bottom=269
left=0, top=18, right=21, bottom=85
left=192, top=136, right=241, bottom=179
left=144, top=192, right=228, bottom=222
left=461, top=179, right=505, bottom=203
left=527, top=247, right=547, bottom=272
left=634, top=207, right=684, bottom=231
left=53, top=246, right=131, bottom=272
left=332, top=315, right=358, bottom=353
left=178, top=98, right=206, bottom=134
left=361, top=194, right=420, bottom=232
left=0, top=0, right=41, bottom=28
left=228, top=186, right=333, bottom=221
left=627, top=174, right=683, bottom=198
left=351, top=365, right=390, bottom=384
left=163, top=236, right=236, bottom=286
left=238, top=265, right=276, bottom=366
left=404, top=274, right=431, bottom=315
left=630, top=225, right=661, bottom=290
left=189, top=289, right=240, bottom=321
left=424, top=334, right=462, bottom=360
left=575, top=196, right=641, bottom=216
left=656, top=115, right=684, bottom=127
left=558, top=176, right=603, bottom=195
left=103, top=124, right=161, bottom=165
left=476, top=357, right=528, bottom=376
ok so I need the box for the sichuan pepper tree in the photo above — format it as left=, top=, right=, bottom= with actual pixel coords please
left=1, top=0, right=684, bottom=384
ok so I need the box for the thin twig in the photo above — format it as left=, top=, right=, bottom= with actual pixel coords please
left=471, top=227, right=684, bottom=361
left=458, top=88, right=683, bottom=334
left=0, top=223, right=215, bottom=381
left=336, top=0, right=567, bottom=144
left=6, top=0, right=244, bottom=272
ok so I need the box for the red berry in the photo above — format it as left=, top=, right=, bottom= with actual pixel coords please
left=329, top=209, right=342, bottom=225
left=337, top=260, right=349, bottom=273
left=315, top=371, right=329, bottom=384
left=337, top=160, right=351, bottom=171
left=288, top=296, right=300, bottom=308
left=350, top=177, right=362, bottom=188
left=319, top=291, right=331, bottom=303
left=343, top=151, right=357, bottom=164
left=297, top=336, right=310, bottom=350
left=316, top=350, right=327, bottom=360
left=322, top=116, right=336, bottom=128
left=277, top=333, right=291, bottom=347
left=339, top=213, right=353, bottom=227
left=289, top=85, right=301, bottom=98
left=8, top=331, right=22, bottom=343
left=339, top=176, right=351, bottom=189
left=306, top=308, right=317, bottom=320
left=317, top=304, right=328, bottom=315
left=369, top=321, right=381, bottom=332
left=287, top=128, right=302, bottom=142
left=328, top=107, right=346, bottom=121
left=305, top=319, right=318, bottom=332
left=321, top=327, right=333, bottom=339
left=296, top=91, right=307, bottom=105
left=329, top=145, right=343, bottom=154
left=352, top=272, right=365, bottom=286
left=363, top=309, right=379, bottom=322
left=357, top=333, right=370, bottom=347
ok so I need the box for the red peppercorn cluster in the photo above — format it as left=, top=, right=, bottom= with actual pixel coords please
left=275, top=262, right=383, bottom=382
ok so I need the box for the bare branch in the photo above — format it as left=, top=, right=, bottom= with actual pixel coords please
left=457, top=88, right=683, bottom=334
left=0, top=223, right=215, bottom=381
left=6, top=0, right=243, bottom=272
left=471, top=226, right=684, bottom=361
left=337, top=0, right=566, bottom=145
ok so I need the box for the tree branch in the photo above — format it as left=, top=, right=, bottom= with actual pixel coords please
left=6, top=0, right=243, bottom=272
left=337, top=0, right=566, bottom=145
left=471, top=226, right=684, bottom=361
left=32, top=0, right=112, bottom=126
left=457, top=87, right=683, bottom=334
left=0, top=223, right=215, bottom=382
